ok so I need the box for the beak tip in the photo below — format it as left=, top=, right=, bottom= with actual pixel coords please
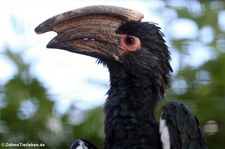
left=46, top=40, right=67, bottom=50
left=35, top=21, right=53, bottom=34
left=46, top=42, right=55, bottom=49
left=46, top=44, right=52, bottom=49
left=46, top=38, right=56, bottom=48
left=34, top=25, right=44, bottom=34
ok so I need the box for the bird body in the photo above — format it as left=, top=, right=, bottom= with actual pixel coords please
left=104, top=62, right=162, bottom=148
left=35, top=5, right=208, bottom=149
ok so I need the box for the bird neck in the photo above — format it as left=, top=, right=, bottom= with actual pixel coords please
left=104, top=65, right=162, bottom=148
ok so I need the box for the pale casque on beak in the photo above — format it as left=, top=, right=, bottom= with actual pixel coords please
left=35, top=5, right=144, bottom=62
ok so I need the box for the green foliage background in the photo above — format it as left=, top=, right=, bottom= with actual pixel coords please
left=0, top=1, right=224, bottom=149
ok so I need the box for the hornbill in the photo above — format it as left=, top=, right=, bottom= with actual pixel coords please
left=35, top=5, right=208, bottom=149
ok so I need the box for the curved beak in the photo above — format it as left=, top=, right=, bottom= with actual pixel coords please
left=35, top=5, right=143, bottom=62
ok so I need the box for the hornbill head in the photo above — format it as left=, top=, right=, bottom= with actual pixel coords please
left=35, top=5, right=172, bottom=95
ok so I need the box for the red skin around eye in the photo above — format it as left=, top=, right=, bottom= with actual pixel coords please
left=120, top=35, right=141, bottom=54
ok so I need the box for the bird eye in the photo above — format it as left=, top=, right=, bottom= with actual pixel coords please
left=120, top=35, right=141, bottom=52
left=125, top=36, right=135, bottom=45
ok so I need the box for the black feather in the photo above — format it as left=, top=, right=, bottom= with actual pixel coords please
left=103, top=21, right=172, bottom=149
left=70, top=139, right=98, bottom=149
left=161, top=101, right=208, bottom=149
